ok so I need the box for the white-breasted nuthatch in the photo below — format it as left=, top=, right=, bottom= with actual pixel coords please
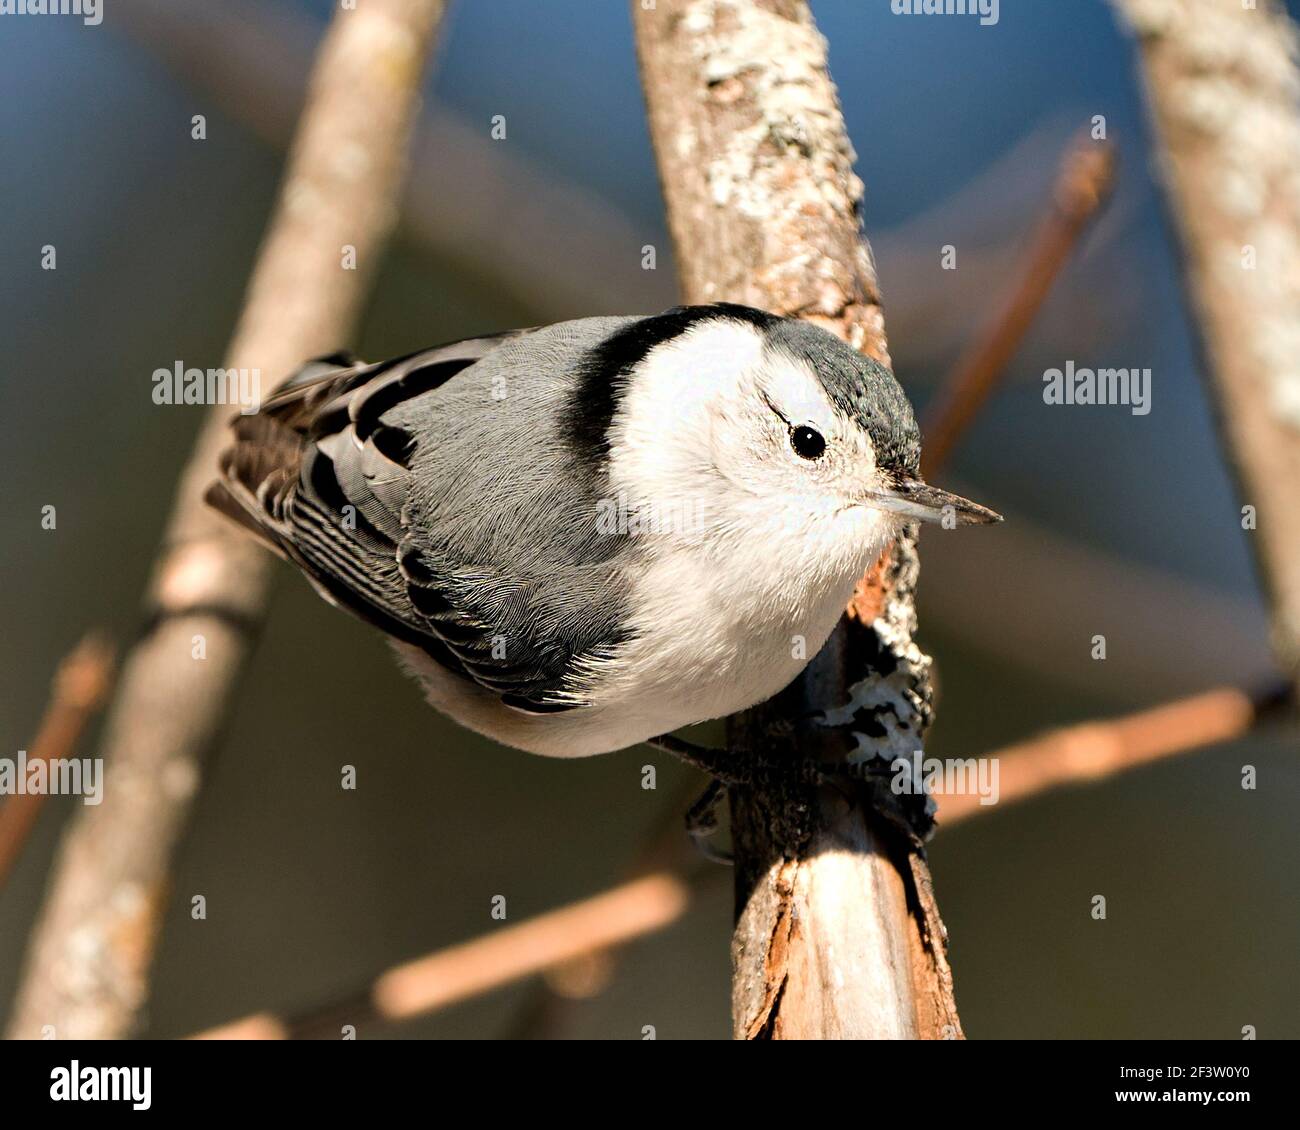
left=207, top=304, right=999, bottom=761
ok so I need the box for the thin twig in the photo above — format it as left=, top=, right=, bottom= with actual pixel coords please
left=939, top=681, right=1291, bottom=824
left=192, top=872, right=693, bottom=1040
left=6, top=0, right=449, bottom=1041
left=0, top=635, right=115, bottom=891
left=922, top=130, right=1115, bottom=478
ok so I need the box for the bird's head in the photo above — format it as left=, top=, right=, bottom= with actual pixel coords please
left=587, top=305, right=999, bottom=574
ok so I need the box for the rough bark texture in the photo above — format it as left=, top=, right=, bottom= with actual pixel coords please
left=1112, top=0, right=1300, bottom=693
left=6, top=0, right=447, bottom=1040
left=633, top=0, right=961, bottom=1040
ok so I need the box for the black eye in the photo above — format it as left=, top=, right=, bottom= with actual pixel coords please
left=790, top=425, right=826, bottom=460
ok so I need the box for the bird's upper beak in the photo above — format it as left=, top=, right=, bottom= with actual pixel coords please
left=862, top=477, right=1002, bottom=526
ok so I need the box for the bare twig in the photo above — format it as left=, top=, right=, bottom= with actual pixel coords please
left=923, top=131, right=1116, bottom=478
left=192, top=872, right=692, bottom=1040
left=0, top=635, right=115, bottom=892
left=939, top=681, right=1291, bottom=824
left=6, top=0, right=448, bottom=1041
left=1110, top=0, right=1300, bottom=694
left=634, top=0, right=960, bottom=1040
left=504, top=771, right=715, bottom=1039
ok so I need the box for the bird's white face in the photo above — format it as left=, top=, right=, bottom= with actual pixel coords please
left=607, top=318, right=898, bottom=588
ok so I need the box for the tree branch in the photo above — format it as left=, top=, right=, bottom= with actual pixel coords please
left=939, top=681, right=1290, bottom=824
left=633, top=0, right=959, bottom=1039
left=1111, top=0, right=1300, bottom=695
left=186, top=672, right=1288, bottom=1037
left=0, top=636, right=115, bottom=892
left=192, top=872, right=693, bottom=1040
left=6, top=0, right=448, bottom=1041
left=923, top=130, right=1115, bottom=478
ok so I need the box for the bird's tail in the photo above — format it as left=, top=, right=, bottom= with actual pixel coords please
left=203, top=351, right=366, bottom=557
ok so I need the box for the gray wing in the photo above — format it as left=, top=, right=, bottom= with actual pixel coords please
left=206, top=320, right=637, bottom=712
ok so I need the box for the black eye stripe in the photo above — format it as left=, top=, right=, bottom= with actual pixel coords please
left=761, top=390, right=791, bottom=426
left=790, top=425, right=826, bottom=460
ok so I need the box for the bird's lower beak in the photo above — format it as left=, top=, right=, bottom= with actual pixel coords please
left=862, top=478, right=1002, bottom=526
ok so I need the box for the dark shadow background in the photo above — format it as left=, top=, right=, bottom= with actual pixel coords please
left=1, top=0, right=1296, bottom=1038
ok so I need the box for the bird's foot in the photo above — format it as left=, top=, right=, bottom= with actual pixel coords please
left=644, top=732, right=828, bottom=862
left=643, top=734, right=748, bottom=785
left=644, top=732, right=934, bottom=856
left=684, top=778, right=732, bottom=865
left=811, top=755, right=936, bottom=847
left=643, top=735, right=748, bottom=865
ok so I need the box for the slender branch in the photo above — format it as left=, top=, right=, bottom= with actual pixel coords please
left=6, top=0, right=448, bottom=1041
left=504, top=772, right=716, bottom=1039
left=922, top=130, right=1116, bottom=478
left=939, top=681, right=1290, bottom=824
left=634, top=0, right=959, bottom=1040
left=1110, top=0, right=1300, bottom=694
left=0, top=635, right=115, bottom=892
left=192, top=872, right=692, bottom=1040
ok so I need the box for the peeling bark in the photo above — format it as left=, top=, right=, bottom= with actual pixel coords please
left=633, top=0, right=962, bottom=1040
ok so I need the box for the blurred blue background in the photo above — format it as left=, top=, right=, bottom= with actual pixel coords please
left=1, top=0, right=1296, bottom=1038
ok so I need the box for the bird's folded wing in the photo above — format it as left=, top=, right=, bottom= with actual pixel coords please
left=206, top=330, right=625, bottom=712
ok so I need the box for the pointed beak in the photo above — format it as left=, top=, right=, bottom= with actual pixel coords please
left=862, top=478, right=1002, bottom=526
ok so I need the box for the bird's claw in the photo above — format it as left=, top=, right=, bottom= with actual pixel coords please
left=684, top=778, right=732, bottom=865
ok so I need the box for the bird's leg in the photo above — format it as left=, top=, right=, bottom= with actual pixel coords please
left=643, top=735, right=745, bottom=865
left=647, top=727, right=934, bottom=855
left=683, top=778, right=732, bottom=865
left=642, top=734, right=747, bottom=785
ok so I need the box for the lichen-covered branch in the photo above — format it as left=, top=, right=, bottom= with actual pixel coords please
left=1111, top=0, right=1300, bottom=693
left=633, top=0, right=961, bottom=1040
left=6, top=0, right=447, bottom=1040
left=634, top=0, right=888, bottom=360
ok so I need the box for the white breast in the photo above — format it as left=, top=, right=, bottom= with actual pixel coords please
left=392, top=517, right=881, bottom=759
left=575, top=532, right=871, bottom=741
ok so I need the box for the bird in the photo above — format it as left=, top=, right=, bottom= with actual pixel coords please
left=206, top=303, right=1000, bottom=765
